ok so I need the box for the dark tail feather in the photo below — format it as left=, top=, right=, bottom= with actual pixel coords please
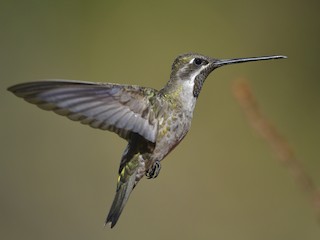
left=105, top=173, right=136, bottom=228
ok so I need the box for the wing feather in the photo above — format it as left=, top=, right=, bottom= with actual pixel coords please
left=8, top=80, right=158, bottom=142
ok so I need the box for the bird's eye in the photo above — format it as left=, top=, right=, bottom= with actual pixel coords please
left=193, top=58, right=203, bottom=66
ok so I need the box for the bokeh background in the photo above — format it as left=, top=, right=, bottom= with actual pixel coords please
left=1, top=1, right=319, bottom=239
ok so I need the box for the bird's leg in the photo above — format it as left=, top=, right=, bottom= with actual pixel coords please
left=146, top=160, right=161, bottom=179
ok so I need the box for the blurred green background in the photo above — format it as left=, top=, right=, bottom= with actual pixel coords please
left=1, top=0, right=319, bottom=239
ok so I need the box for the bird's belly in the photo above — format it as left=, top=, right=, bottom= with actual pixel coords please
left=152, top=115, right=191, bottom=161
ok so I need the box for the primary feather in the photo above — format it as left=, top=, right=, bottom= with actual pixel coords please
left=8, top=80, right=159, bottom=142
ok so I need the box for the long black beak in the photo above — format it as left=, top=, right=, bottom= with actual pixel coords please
left=215, top=55, right=287, bottom=68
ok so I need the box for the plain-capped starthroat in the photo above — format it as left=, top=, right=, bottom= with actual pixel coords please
left=8, top=52, right=286, bottom=228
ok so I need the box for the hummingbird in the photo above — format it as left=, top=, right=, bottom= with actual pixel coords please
left=8, top=53, right=286, bottom=228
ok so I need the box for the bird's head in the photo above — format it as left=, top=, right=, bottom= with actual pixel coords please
left=167, top=53, right=286, bottom=98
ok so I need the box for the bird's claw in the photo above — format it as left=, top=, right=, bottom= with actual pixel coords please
left=146, top=160, right=161, bottom=179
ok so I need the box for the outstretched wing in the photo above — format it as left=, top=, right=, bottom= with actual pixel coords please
left=8, top=80, right=158, bottom=142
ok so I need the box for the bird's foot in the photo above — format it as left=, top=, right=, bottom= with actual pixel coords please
left=146, top=160, right=161, bottom=179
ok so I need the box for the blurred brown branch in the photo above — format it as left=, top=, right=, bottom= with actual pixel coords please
left=232, top=79, right=320, bottom=221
